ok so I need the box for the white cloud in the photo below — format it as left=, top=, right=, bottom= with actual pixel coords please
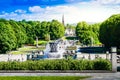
left=15, top=9, right=26, bottom=14
left=26, top=5, right=82, bottom=23
left=26, top=5, right=104, bottom=23
left=65, top=0, right=75, bottom=2
left=90, top=0, right=120, bottom=5
left=79, top=0, right=120, bottom=6
left=0, top=1, right=120, bottom=24
left=0, top=12, right=18, bottom=20
left=26, top=1, right=120, bottom=23
left=28, top=5, right=78, bottom=14
left=100, top=0, right=120, bottom=4
left=96, top=0, right=115, bottom=4
left=116, top=0, right=120, bottom=4
left=29, top=6, right=44, bottom=13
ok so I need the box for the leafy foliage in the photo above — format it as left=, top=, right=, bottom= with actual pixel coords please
left=0, top=59, right=111, bottom=70
left=0, top=19, right=64, bottom=54
left=9, top=20, right=27, bottom=48
left=99, top=14, right=120, bottom=48
left=0, top=21, right=17, bottom=53
left=76, top=21, right=100, bottom=45
left=49, top=20, right=65, bottom=40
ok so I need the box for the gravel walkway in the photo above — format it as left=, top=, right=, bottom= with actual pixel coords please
left=0, top=72, right=120, bottom=80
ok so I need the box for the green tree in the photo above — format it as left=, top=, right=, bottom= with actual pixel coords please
left=76, top=21, right=91, bottom=45
left=99, top=14, right=120, bottom=48
left=9, top=20, right=26, bottom=48
left=33, top=22, right=41, bottom=38
left=49, top=20, right=65, bottom=40
left=0, top=22, right=16, bottom=53
left=90, top=23, right=100, bottom=44
left=0, top=19, right=65, bottom=53
left=18, top=21, right=34, bottom=44
left=27, top=21, right=39, bottom=39
left=25, top=23, right=34, bottom=44
left=76, top=21, right=100, bottom=45
left=40, top=21, right=49, bottom=39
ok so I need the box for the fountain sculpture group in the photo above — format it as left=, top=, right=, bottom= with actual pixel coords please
left=27, top=40, right=77, bottom=60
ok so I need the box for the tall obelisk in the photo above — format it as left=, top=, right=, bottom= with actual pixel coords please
left=62, top=14, right=64, bottom=26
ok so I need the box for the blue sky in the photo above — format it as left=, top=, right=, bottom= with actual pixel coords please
left=0, top=0, right=120, bottom=23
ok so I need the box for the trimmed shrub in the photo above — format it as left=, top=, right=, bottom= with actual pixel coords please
left=93, top=59, right=112, bottom=70
left=0, top=59, right=111, bottom=70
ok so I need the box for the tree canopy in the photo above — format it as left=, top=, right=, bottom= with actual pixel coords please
left=49, top=20, right=65, bottom=40
left=99, top=14, right=120, bottom=48
left=0, top=21, right=16, bottom=53
left=0, top=19, right=64, bottom=54
left=76, top=21, right=100, bottom=45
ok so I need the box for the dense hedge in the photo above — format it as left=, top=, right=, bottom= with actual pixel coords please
left=0, top=59, right=111, bottom=70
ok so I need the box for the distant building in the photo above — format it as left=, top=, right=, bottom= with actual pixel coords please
left=65, top=28, right=75, bottom=36
left=62, top=14, right=76, bottom=36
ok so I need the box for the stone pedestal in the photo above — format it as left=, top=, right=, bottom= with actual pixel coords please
left=111, top=47, right=117, bottom=72
left=106, top=51, right=109, bottom=60
left=36, top=37, right=38, bottom=48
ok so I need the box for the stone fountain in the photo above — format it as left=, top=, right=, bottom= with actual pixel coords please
left=44, top=39, right=64, bottom=59
left=27, top=39, right=65, bottom=60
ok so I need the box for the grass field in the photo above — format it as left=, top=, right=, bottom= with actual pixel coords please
left=10, top=46, right=45, bottom=54
left=34, top=40, right=48, bottom=45
left=9, top=40, right=48, bottom=55
left=0, top=76, right=90, bottom=80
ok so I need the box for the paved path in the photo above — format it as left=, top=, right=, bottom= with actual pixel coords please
left=0, top=72, right=120, bottom=80
left=86, top=72, right=120, bottom=80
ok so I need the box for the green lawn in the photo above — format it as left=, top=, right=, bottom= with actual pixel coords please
left=10, top=46, right=45, bottom=54
left=9, top=40, right=48, bottom=55
left=0, top=76, right=90, bottom=80
left=34, top=40, right=48, bottom=45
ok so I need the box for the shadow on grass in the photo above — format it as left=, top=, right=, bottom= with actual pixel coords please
left=0, top=76, right=91, bottom=80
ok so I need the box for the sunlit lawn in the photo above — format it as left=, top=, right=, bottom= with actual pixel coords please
left=0, top=76, right=90, bottom=80
left=34, top=40, right=48, bottom=45
left=9, top=40, right=49, bottom=54
left=10, top=46, right=45, bottom=54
